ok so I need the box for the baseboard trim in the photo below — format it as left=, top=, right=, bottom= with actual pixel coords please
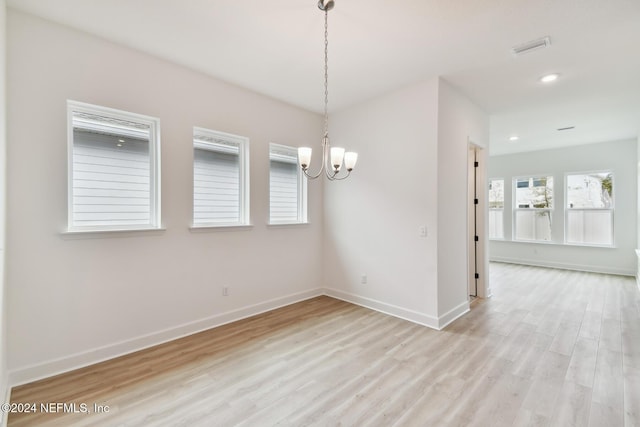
left=490, top=256, right=635, bottom=277
left=437, top=300, right=470, bottom=329
left=8, top=288, right=324, bottom=388
left=323, top=288, right=440, bottom=330
left=8, top=287, right=474, bottom=388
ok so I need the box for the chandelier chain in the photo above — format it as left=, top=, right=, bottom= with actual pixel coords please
left=323, top=8, right=329, bottom=137
left=299, top=1, right=357, bottom=181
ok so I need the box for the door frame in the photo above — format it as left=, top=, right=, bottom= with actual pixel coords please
left=467, top=141, right=491, bottom=299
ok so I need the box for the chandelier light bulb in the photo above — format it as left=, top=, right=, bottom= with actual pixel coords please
left=344, top=152, right=358, bottom=171
left=331, top=147, right=345, bottom=171
left=298, top=147, right=312, bottom=170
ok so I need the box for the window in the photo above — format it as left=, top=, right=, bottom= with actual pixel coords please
left=566, top=172, right=613, bottom=245
left=513, top=176, right=553, bottom=241
left=67, top=101, right=160, bottom=231
left=193, top=128, right=249, bottom=227
left=269, top=143, right=307, bottom=224
left=488, top=178, right=504, bottom=239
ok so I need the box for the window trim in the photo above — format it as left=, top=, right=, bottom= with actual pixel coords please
left=564, top=170, right=614, bottom=247
left=67, top=100, right=161, bottom=233
left=512, top=174, right=554, bottom=242
left=268, top=143, right=308, bottom=225
left=191, top=127, right=250, bottom=228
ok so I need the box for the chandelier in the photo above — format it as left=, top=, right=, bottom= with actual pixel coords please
left=298, top=0, right=358, bottom=180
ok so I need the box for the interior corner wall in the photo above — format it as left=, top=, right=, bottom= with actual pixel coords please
left=436, top=79, right=490, bottom=321
left=323, top=79, right=441, bottom=327
left=0, top=0, right=9, bottom=413
left=489, top=139, right=637, bottom=275
left=6, top=10, right=325, bottom=385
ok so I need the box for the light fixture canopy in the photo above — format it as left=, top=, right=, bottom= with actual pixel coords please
left=298, top=0, right=357, bottom=181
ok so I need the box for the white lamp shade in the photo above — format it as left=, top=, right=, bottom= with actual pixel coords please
left=298, top=147, right=312, bottom=168
left=330, top=147, right=345, bottom=170
left=344, top=151, right=358, bottom=171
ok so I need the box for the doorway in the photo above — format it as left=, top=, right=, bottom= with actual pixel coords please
left=467, top=143, right=488, bottom=298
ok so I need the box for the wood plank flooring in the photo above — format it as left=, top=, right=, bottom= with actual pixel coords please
left=8, top=262, right=640, bottom=426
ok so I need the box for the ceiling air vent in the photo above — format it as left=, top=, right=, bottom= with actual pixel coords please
left=511, top=36, right=551, bottom=56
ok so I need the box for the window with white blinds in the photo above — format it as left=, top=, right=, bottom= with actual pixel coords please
left=193, top=128, right=249, bottom=226
left=67, top=101, right=160, bottom=231
left=269, top=144, right=307, bottom=224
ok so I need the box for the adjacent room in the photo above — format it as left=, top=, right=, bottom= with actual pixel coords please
left=1, top=0, right=639, bottom=425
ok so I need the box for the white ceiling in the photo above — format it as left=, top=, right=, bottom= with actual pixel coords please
left=7, top=0, right=640, bottom=155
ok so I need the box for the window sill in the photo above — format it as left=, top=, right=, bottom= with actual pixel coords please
left=491, top=239, right=616, bottom=249
left=511, top=239, right=555, bottom=245
left=189, top=224, right=253, bottom=232
left=563, top=242, right=616, bottom=249
left=267, top=222, right=310, bottom=228
left=61, top=227, right=166, bottom=239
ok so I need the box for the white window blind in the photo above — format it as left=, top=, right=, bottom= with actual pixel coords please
left=269, top=144, right=306, bottom=224
left=68, top=102, right=160, bottom=231
left=193, top=128, right=248, bottom=226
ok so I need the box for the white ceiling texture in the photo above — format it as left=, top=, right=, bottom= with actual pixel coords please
left=7, top=0, right=640, bottom=155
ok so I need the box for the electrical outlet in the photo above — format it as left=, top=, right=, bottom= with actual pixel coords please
left=361, top=274, right=367, bottom=284
left=222, top=286, right=229, bottom=296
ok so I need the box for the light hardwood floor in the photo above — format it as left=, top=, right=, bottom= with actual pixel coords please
left=8, top=263, right=640, bottom=426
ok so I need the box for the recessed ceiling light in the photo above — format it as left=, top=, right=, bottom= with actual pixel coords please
left=540, top=73, right=559, bottom=83
left=509, top=135, right=520, bottom=142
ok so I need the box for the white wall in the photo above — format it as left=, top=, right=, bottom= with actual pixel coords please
left=324, top=79, right=440, bottom=326
left=6, top=10, right=325, bottom=385
left=489, top=139, right=637, bottom=275
left=1, top=0, right=9, bottom=415
left=436, top=80, right=490, bottom=313
left=324, top=78, right=489, bottom=328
